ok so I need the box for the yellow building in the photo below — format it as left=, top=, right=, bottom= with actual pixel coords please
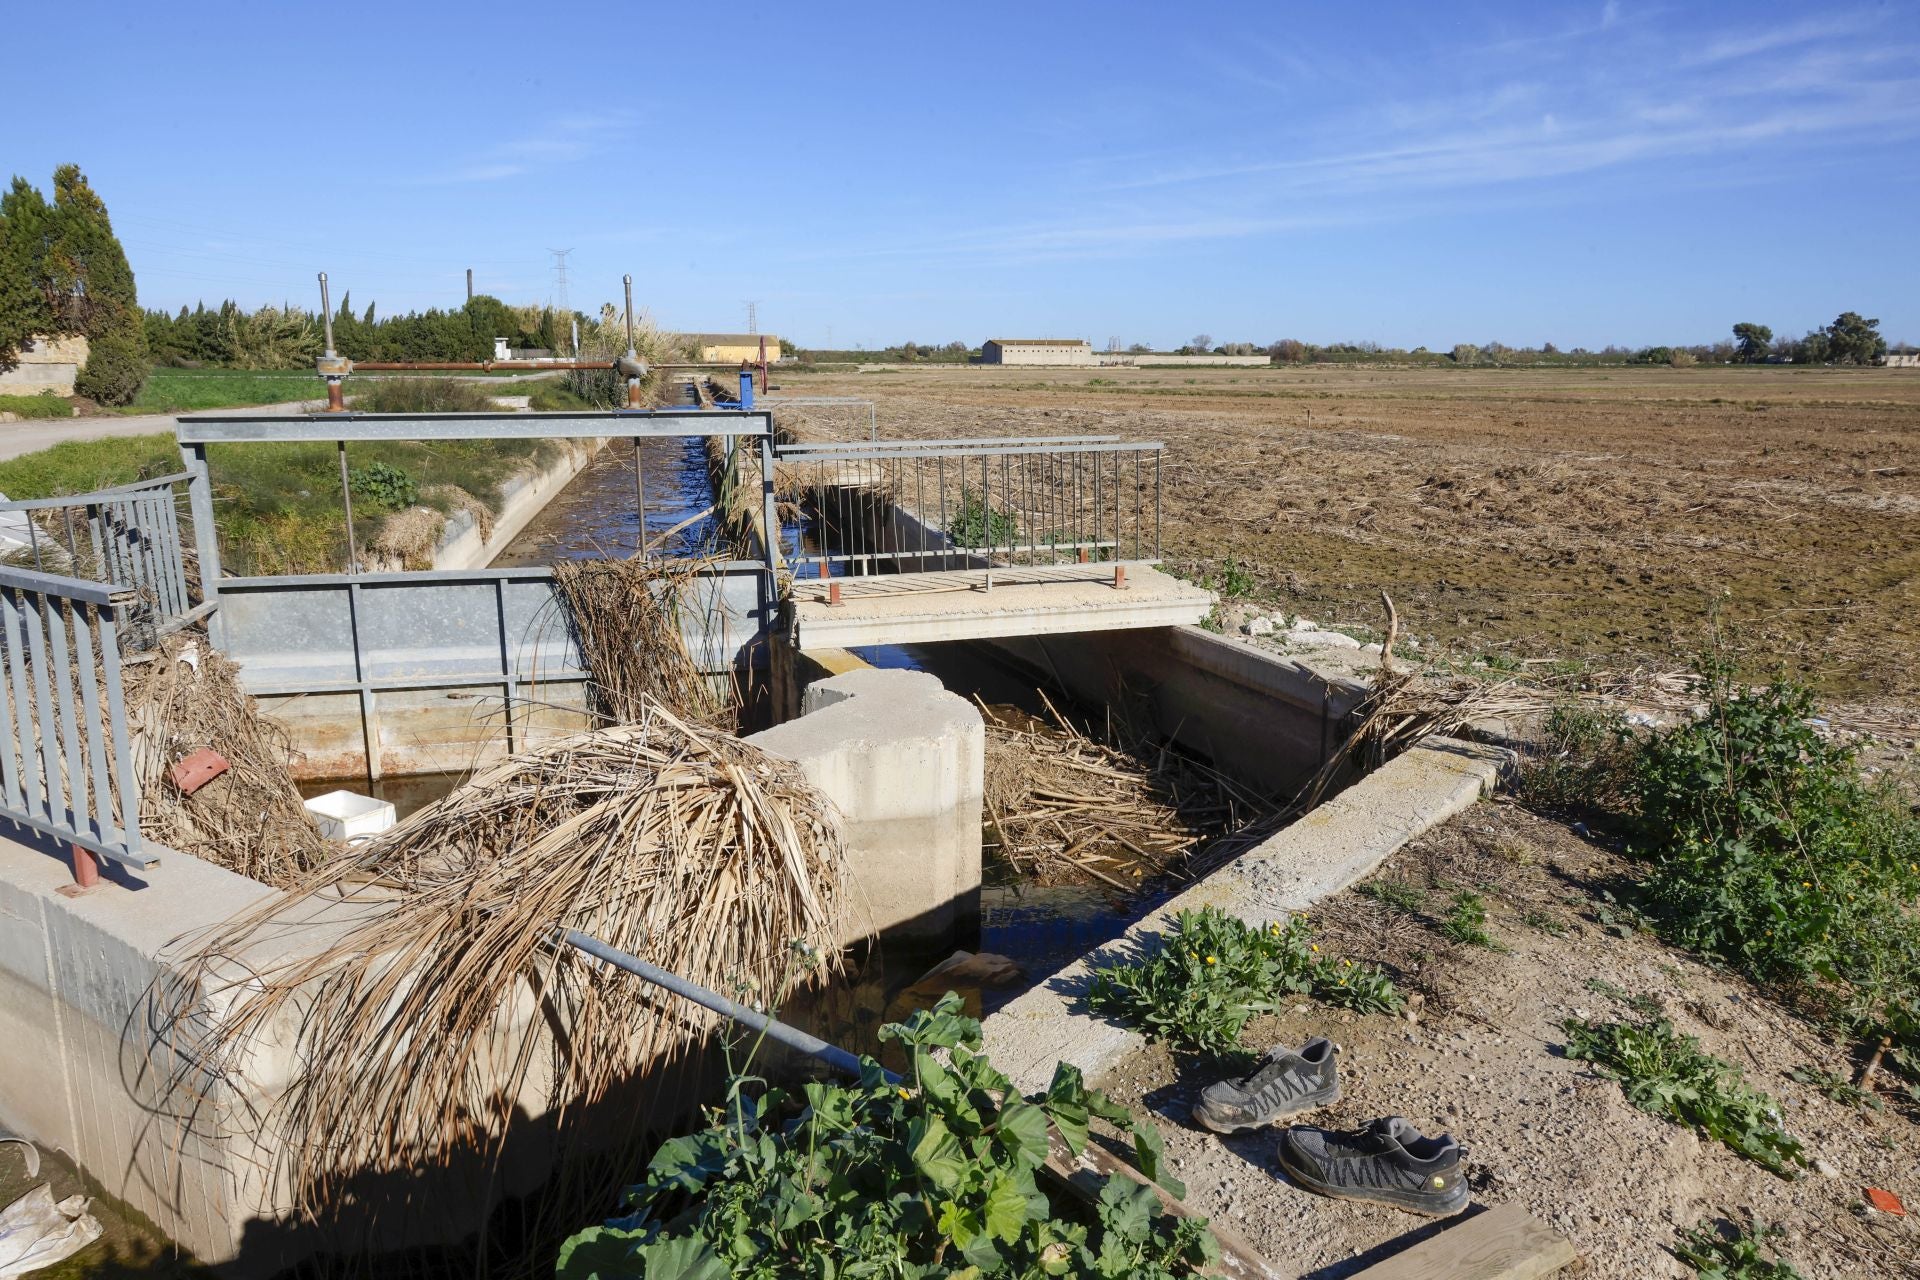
left=689, top=333, right=782, bottom=364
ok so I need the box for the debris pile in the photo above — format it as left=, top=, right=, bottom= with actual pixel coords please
left=980, top=691, right=1275, bottom=888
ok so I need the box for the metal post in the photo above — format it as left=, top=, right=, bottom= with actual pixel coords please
left=758, top=434, right=779, bottom=577
left=339, top=441, right=359, bottom=574
left=466, top=267, right=474, bottom=304
left=180, top=442, right=225, bottom=645
left=622, top=274, right=644, bottom=409
left=317, top=272, right=350, bottom=413
left=632, top=438, right=647, bottom=560
left=738, top=371, right=754, bottom=410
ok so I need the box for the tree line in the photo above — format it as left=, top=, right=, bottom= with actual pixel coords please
left=0, top=165, right=148, bottom=404
left=143, top=295, right=572, bottom=369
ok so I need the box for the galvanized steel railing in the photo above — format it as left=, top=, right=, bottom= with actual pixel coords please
left=0, top=566, right=151, bottom=870
left=0, top=474, right=199, bottom=643
left=774, top=437, right=1163, bottom=578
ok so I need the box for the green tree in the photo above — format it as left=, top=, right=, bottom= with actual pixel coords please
left=1732, top=322, right=1772, bottom=363
left=46, top=166, right=148, bottom=403
left=1824, top=311, right=1885, bottom=365
left=0, top=178, right=56, bottom=368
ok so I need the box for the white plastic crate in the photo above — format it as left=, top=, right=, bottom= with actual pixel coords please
left=304, top=790, right=396, bottom=843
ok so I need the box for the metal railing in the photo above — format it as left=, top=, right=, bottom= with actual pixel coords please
left=774, top=437, right=1162, bottom=578
left=0, top=566, right=151, bottom=870
left=0, top=474, right=198, bottom=642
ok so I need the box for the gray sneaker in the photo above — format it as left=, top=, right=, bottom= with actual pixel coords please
left=1277, top=1116, right=1469, bottom=1217
left=1192, top=1038, right=1340, bottom=1133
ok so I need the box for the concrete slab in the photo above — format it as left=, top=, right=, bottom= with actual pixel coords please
left=788, top=564, right=1212, bottom=648
left=979, top=735, right=1509, bottom=1095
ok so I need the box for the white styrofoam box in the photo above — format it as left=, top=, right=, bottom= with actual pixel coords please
left=303, top=790, right=396, bottom=843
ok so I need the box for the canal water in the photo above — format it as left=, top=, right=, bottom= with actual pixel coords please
left=489, top=434, right=723, bottom=566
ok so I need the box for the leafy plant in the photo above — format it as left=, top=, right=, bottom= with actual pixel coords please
left=1674, top=1216, right=1805, bottom=1280
left=348, top=460, right=419, bottom=508
left=1522, top=909, right=1567, bottom=937
left=1440, top=892, right=1503, bottom=950
left=1562, top=1016, right=1807, bottom=1176
left=1583, top=977, right=1662, bottom=1020
left=556, top=994, right=1217, bottom=1280
left=1629, top=659, right=1920, bottom=1047
left=1211, top=557, right=1257, bottom=599
left=1087, top=908, right=1404, bottom=1054
left=945, top=488, right=1016, bottom=550
left=1784, top=1064, right=1880, bottom=1111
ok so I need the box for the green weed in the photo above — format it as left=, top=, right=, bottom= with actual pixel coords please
left=557, top=994, right=1216, bottom=1280
left=1356, top=877, right=1426, bottom=915
left=1511, top=703, right=1638, bottom=815
left=1087, top=908, right=1404, bottom=1054
left=350, top=376, right=498, bottom=414
left=1522, top=910, right=1568, bottom=936
left=1562, top=1016, right=1807, bottom=1176
left=946, top=488, right=1017, bottom=549
left=1440, top=892, right=1504, bottom=950
left=1674, top=1217, right=1805, bottom=1279
left=1583, top=977, right=1663, bottom=1019
left=1784, top=1064, right=1880, bottom=1111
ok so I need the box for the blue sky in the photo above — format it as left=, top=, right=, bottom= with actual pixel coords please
left=12, top=1, right=1918, bottom=349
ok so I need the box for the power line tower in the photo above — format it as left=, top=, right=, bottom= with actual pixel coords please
left=548, top=248, right=573, bottom=354
left=745, top=301, right=759, bottom=335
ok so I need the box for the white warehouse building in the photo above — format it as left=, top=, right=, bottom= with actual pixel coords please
left=979, top=338, right=1095, bottom=366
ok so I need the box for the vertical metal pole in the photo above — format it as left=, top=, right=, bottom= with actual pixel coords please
left=180, top=442, right=225, bottom=643
left=98, top=605, right=138, bottom=854
left=466, top=268, right=474, bottom=304
left=622, top=274, right=644, bottom=410
left=319, top=272, right=346, bottom=414
left=632, top=438, right=648, bottom=559
left=758, top=432, right=779, bottom=579
left=339, top=441, right=359, bottom=574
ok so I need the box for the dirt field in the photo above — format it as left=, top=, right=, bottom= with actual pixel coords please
left=1091, top=801, right=1919, bottom=1279
left=774, top=364, right=1920, bottom=703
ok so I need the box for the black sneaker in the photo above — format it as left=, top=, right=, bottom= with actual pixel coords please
left=1192, top=1038, right=1340, bottom=1133
left=1276, top=1116, right=1469, bottom=1217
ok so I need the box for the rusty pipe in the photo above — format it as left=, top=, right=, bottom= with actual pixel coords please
left=349, top=360, right=617, bottom=372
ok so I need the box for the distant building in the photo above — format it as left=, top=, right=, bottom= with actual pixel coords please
left=0, top=334, right=87, bottom=397
left=1887, top=352, right=1920, bottom=368
left=980, top=338, right=1095, bottom=366
left=690, top=334, right=782, bottom=364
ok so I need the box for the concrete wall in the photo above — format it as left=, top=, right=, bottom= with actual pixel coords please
left=984, top=625, right=1368, bottom=794
left=748, top=666, right=983, bottom=943
left=0, top=334, right=88, bottom=396
left=359, top=437, right=606, bottom=574
left=980, top=342, right=1095, bottom=365
left=1095, top=354, right=1271, bottom=367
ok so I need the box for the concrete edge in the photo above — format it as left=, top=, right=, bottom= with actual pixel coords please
left=979, top=735, right=1510, bottom=1095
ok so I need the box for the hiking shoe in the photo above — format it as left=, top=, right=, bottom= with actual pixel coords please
left=1192, top=1038, right=1340, bottom=1133
left=1277, top=1117, right=1469, bottom=1217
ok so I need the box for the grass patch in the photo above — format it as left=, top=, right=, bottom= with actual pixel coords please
left=1562, top=1016, right=1807, bottom=1176
left=1522, top=909, right=1568, bottom=936
left=0, top=429, right=553, bottom=576
left=1783, top=1064, right=1880, bottom=1111
left=528, top=381, right=595, bottom=411
left=0, top=391, right=73, bottom=419
left=1510, top=703, right=1637, bottom=815
left=1087, top=907, right=1404, bottom=1055
left=349, top=377, right=499, bottom=414
left=1675, top=1217, right=1805, bottom=1279
left=1355, top=877, right=1426, bottom=914
left=1439, top=891, right=1505, bottom=950
left=120, top=368, right=321, bottom=414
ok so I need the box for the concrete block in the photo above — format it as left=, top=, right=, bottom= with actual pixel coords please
left=749, top=667, right=983, bottom=945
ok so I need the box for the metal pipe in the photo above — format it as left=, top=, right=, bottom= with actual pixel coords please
left=319, top=273, right=336, bottom=356
left=350, top=360, right=617, bottom=372
left=557, top=928, right=890, bottom=1083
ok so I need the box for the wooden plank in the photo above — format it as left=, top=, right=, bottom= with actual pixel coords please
left=1042, top=1134, right=1288, bottom=1280
left=1352, top=1203, right=1577, bottom=1280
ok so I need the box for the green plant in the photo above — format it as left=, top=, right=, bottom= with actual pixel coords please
left=351, top=375, right=498, bottom=414
left=1522, top=910, right=1567, bottom=937
left=0, top=391, right=72, bottom=419
left=1440, top=892, right=1503, bottom=950
left=1087, top=908, right=1404, bottom=1054
left=1356, top=877, right=1425, bottom=915
left=1511, top=703, right=1638, bottom=815
left=945, top=488, right=1017, bottom=549
left=1630, top=658, right=1920, bottom=1046
left=556, top=995, right=1217, bottom=1280
left=1784, top=1064, right=1880, bottom=1111
left=347, top=460, right=418, bottom=508
left=1210, top=557, right=1257, bottom=599
left=1562, top=1016, right=1807, bottom=1176
left=1592, top=888, right=1657, bottom=939
left=1674, top=1216, right=1805, bottom=1279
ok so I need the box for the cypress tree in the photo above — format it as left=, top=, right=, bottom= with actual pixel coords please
left=0, top=177, right=56, bottom=369
left=48, top=165, right=148, bottom=404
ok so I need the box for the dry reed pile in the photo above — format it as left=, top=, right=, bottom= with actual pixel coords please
left=551, top=557, right=734, bottom=727
left=161, top=701, right=847, bottom=1257
left=980, top=691, right=1275, bottom=889
left=122, top=632, right=328, bottom=884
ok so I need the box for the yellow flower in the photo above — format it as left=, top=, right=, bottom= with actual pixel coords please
left=1310, top=944, right=1320, bottom=953
left=897, top=1087, right=911, bottom=1099
left=1344, top=959, right=1354, bottom=967
left=1205, top=956, right=1217, bottom=965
